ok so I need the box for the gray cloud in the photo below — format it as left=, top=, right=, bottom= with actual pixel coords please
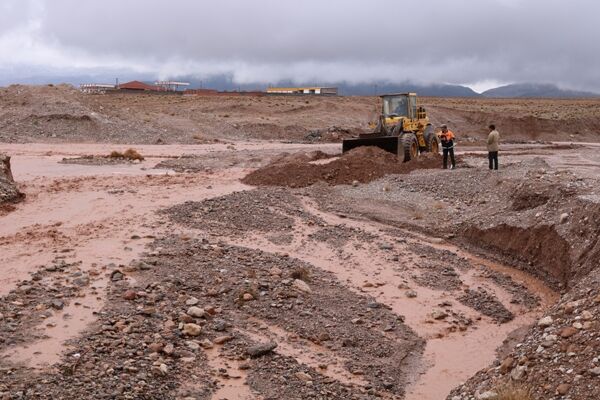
left=1, top=0, right=599, bottom=91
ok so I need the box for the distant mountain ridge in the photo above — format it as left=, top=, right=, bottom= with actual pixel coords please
left=3, top=70, right=599, bottom=98
left=482, top=83, right=600, bottom=98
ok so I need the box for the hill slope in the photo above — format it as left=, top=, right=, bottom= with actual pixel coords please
left=482, top=83, right=599, bottom=98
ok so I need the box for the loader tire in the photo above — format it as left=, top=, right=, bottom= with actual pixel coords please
left=401, top=134, right=418, bottom=162
left=424, top=126, right=439, bottom=153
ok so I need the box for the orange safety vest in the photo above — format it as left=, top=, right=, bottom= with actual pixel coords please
left=441, top=130, right=455, bottom=140
left=440, top=130, right=454, bottom=141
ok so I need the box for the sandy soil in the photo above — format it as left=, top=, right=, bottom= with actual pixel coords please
left=3, top=139, right=598, bottom=399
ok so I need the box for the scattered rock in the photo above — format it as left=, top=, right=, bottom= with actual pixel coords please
left=477, top=391, right=498, bottom=400
left=186, top=306, right=206, bottom=318
left=511, top=365, right=527, bottom=381
left=292, top=279, right=312, bottom=293
left=557, top=383, right=571, bottom=395
left=379, top=242, right=393, bottom=250
left=295, top=371, right=312, bottom=382
left=247, top=342, right=277, bottom=358
left=560, top=326, right=578, bottom=338
left=182, top=323, right=202, bottom=336
left=159, top=363, right=168, bottom=375
left=163, top=343, right=174, bottom=355
left=213, top=335, right=233, bottom=345
left=51, top=300, right=64, bottom=310
left=110, top=270, right=124, bottom=282
left=185, top=297, right=199, bottom=306
left=148, top=343, right=164, bottom=353
left=431, top=310, right=448, bottom=320
left=122, top=290, right=137, bottom=300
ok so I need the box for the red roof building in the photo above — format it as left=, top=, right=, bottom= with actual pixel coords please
left=118, top=80, right=162, bottom=91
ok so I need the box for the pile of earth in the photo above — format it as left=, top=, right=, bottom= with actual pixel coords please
left=0, top=154, right=24, bottom=207
left=241, top=147, right=443, bottom=188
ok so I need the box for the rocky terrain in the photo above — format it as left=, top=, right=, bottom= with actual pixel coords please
left=1, top=84, right=599, bottom=145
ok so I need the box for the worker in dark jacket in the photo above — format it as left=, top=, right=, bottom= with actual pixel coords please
left=438, top=125, right=456, bottom=169
left=487, top=124, right=500, bottom=170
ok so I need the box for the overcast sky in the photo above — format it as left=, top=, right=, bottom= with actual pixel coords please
left=1, top=0, right=599, bottom=92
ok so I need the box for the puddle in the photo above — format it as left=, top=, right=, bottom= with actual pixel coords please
left=204, top=347, right=258, bottom=400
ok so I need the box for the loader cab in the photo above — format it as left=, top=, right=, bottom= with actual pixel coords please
left=382, top=93, right=420, bottom=119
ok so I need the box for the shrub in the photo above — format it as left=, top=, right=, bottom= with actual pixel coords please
left=291, top=267, right=310, bottom=282
left=493, top=383, right=533, bottom=400
left=123, top=148, right=144, bottom=161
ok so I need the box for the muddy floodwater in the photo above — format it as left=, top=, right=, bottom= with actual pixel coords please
left=3, top=141, right=590, bottom=400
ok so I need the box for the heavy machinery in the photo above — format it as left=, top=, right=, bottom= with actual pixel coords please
left=342, top=93, right=438, bottom=161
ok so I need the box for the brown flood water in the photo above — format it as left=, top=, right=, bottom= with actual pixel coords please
left=0, top=143, right=557, bottom=399
left=228, top=199, right=556, bottom=400
left=0, top=146, right=249, bottom=368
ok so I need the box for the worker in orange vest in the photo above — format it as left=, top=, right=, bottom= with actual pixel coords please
left=439, top=124, right=456, bottom=169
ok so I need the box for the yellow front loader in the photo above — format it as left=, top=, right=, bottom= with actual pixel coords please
left=342, top=93, right=438, bottom=161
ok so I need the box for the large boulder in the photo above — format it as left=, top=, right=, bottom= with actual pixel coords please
left=0, top=154, right=24, bottom=204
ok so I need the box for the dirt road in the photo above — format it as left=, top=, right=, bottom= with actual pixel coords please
left=3, top=141, right=597, bottom=399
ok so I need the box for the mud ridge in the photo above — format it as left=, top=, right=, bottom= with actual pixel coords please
left=242, top=147, right=442, bottom=188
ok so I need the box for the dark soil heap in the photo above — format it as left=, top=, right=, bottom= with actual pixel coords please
left=0, top=154, right=24, bottom=206
left=241, top=147, right=442, bottom=188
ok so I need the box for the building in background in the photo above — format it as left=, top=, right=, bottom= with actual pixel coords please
left=79, top=83, right=117, bottom=94
left=117, top=80, right=163, bottom=91
left=266, top=87, right=338, bottom=95
left=155, top=81, right=190, bottom=91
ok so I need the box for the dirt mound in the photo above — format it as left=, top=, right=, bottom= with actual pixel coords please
left=242, top=147, right=442, bottom=188
left=0, top=154, right=24, bottom=205
left=164, top=188, right=324, bottom=241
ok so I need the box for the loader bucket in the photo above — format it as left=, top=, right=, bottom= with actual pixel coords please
left=342, top=136, right=400, bottom=155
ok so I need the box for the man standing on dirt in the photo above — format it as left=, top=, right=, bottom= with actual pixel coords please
left=439, top=125, right=456, bottom=169
left=487, top=124, right=500, bottom=170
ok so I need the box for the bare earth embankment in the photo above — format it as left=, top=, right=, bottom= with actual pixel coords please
left=1, top=84, right=599, bottom=144
left=0, top=86, right=600, bottom=399
left=0, top=154, right=24, bottom=211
